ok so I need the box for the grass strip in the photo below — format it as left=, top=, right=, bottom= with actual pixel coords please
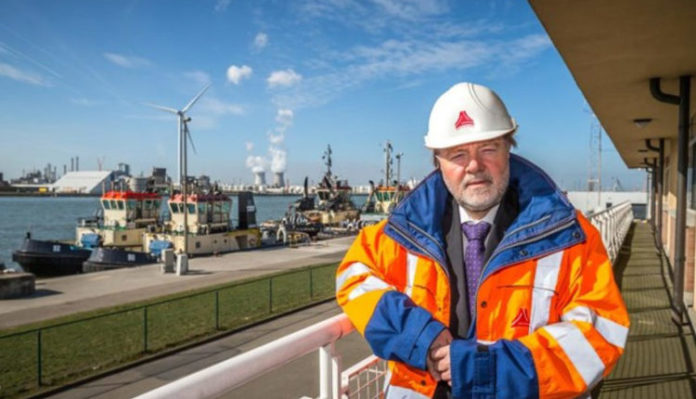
left=0, top=262, right=338, bottom=399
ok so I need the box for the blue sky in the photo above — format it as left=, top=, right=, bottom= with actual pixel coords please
left=0, top=0, right=645, bottom=190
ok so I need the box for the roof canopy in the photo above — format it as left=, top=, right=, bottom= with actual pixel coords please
left=529, top=0, right=696, bottom=168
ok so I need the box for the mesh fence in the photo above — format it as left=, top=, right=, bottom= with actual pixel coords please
left=0, top=262, right=338, bottom=398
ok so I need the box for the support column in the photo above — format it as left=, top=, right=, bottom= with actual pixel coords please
left=651, top=76, right=692, bottom=322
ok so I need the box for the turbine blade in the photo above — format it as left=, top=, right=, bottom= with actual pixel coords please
left=181, top=84, right=210, bottom=113
left=145, top=103, right=179, bottom=114
left=185, top=123, right=197, bottom=154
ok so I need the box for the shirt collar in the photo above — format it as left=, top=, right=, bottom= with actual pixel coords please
left=459, top=203, right=500, bottom=226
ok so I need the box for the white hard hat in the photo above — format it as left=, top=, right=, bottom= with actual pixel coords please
left=424, top=82, right=517, bottom=149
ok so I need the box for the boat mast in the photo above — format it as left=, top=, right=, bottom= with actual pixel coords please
left=384, top=141, right=392, bottom=186
left=395, top=152, right=403, bottom=186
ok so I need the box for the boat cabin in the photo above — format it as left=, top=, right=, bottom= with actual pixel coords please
left=100, top=191, right=162, bottom=228
left=168, top=193, right=231, bottom=234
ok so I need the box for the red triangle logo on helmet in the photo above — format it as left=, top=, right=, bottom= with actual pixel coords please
left=454, top=110, right=474, bottom=129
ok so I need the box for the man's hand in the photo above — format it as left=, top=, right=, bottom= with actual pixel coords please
left=431, top=344, right=452, bottom=385
left=426, top=329, right=452, bottom=381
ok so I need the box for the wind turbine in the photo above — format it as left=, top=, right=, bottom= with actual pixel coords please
left=147, top=84, right=209, bottom=187
left=147, top=84, right=210, bottom=259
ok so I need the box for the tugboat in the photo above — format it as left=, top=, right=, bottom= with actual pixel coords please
left=360, top=141, right=410, bottom=226
left=299, top=145, right=360, bottom=226
left=76, top=178, right=162, bottom=249
left=143, top=184, right=260, bottom=256
left=13, top=178, right=163, bottom=276
left=12, top=232, right=92, bottom=276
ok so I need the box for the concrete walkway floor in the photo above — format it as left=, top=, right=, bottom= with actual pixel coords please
left=0, top=236, right=354, bottom=329
left=45, top=301, right=372, bottom=399
left=600, top=222, right=696, bottom=398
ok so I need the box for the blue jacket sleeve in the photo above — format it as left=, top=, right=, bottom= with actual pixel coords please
left=363, top=290, right=446, bottom=370
left=450, top=339, right=539, bottom=399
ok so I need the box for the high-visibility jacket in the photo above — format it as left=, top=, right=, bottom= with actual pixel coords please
left=336, top=154, right=629, bottom=399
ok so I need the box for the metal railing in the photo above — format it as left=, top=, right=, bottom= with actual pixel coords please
left=587, top=201, right=634, bottom=262
left=135, top=314, right=388, bottom=399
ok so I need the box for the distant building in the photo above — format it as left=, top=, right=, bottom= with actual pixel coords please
left=51, top=171, right=116, bottom=194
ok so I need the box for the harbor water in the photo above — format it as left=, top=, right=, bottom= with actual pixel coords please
left=0, top=195, right=367, bottom=271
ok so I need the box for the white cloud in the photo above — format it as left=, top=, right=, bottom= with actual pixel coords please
left=246, top=155, right=266, bottom=173
left=245, top=142, right=254, bottom=151
left=104, top=52, right=151, bottom=69
left=271, top=33, right=551, bottom=109
left=372, top=0, right=448, bottom=20
left=276, top=109, right=294, bottom=126
left=267, top=69, right=302, bottom=88
left=199, top=97, right=245, bottom=116
left=215, top=0, right=231, bottom=12
left=0, top=62, right=48, bottom=86
left=253, top=33, right=268, bottom=50
left=226, top=64, right=252, bottom=85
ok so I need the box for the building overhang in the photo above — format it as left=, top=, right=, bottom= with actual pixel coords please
left=529, top=0, right=696, bottom=168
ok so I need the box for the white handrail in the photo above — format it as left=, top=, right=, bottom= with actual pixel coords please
left=587, top=201, right=633, bottom=262
left=134, top=314, right=355, bottom=399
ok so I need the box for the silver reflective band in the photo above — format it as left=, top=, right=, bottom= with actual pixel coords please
left=529, top=251, right=564, bottom=333
left=348, top=276, right=392, bottom=301
left=544, top=322, right=605, bottom=389
left=336, top=262, right=371, bottom=294
left=405, top=253, right=418, bottom=297
left=384, top=383, right=431, bottom=399
left=563, top=306, right=628, bottom=349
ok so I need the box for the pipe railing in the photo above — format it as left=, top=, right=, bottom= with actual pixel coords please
left=135, top=203, right=636, bottom=399
left=587, top=201, right=634, bottom=263
left=135, top=314, right=361, bottom=399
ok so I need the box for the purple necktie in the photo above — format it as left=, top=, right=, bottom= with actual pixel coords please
left=461, top=221, right=491, bottom=317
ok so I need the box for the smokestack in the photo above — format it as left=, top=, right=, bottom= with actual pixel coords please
left=70, top=157, right=74, bottom=172
left=76, top=156, right=79, bottom=172
left=63, top=164, right=67, bottom=175
left=254, top=171, right=266, bottom=186
left=273, top=172, right=285, bottom=187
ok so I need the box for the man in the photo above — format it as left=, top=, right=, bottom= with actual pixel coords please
left=336, top=82, right=629, bottom=398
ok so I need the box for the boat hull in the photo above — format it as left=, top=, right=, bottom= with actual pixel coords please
left=12, top=239, right=91, bottom=276
left=82, top=248, right=157, bottom=273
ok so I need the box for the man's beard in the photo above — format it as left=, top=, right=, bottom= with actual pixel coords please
left=444, top=167, right=509, bottom=213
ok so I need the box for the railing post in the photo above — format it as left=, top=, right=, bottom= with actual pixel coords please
left=319, top=342, right=342, bottom=399
left=309, top=268, right=314, bottom=299
left=215, top=291, right=220, bottom=330
left=269, top=277, right=273, bottom=313
left=37, top=329, right=42, bottom=387
left=143, top=307, right=148, bottom=353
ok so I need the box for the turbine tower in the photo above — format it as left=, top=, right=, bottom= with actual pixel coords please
left=147, top=84, right=210, bottom=258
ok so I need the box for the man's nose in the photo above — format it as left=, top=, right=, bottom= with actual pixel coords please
left=465, top=154, right=483, bottom=173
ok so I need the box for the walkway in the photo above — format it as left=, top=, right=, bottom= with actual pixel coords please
left=0, top=236, right=354, bottom=329
left=600, top=222, right=696, bottom=398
